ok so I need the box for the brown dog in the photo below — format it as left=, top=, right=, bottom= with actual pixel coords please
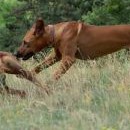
left=15, top=18, right=130, bottom=80
left=0, top=51, right=48, bottom=97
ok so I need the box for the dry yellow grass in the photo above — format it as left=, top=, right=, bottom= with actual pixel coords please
left=1, top=50, right=130, bottom=130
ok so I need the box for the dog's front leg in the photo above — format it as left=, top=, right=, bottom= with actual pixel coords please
left=53, top=40, right=77, bottom=80
left=32, top=51, right=59, bottom=74
left=54, top=56, right=75, bottom=80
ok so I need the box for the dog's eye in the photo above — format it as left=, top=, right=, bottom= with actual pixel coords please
left=33, top=31, right=36, bottom=36
left=23, top=41, right=30, bottom=48
left=23, top=40, right=27, bottom=45
left=24, top=40, right=31, bottom=45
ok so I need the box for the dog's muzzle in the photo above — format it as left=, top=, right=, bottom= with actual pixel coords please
left=22, top=52, right=35, bottom=60
left=14, top=51, right=23, bottom=58
left=14, top=51, right=35, bottom=60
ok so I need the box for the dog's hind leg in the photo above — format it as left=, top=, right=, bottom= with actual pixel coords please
left=0, top=86, right=26, bottom=98
left=2, top=55, right=49, bottom=94
left=0, top=74, right=26, bottom=98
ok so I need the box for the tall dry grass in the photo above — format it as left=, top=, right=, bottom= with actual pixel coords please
left=1, top=50, right=130, bottom=130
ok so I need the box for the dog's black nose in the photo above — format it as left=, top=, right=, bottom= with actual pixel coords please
left=13, top=51, right=22, bottom=58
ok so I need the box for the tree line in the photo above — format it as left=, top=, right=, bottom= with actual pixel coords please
left=0, top=0, right=130, bottom=52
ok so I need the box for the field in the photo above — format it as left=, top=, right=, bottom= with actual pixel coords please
left=1, top=50, right=130, bottom=130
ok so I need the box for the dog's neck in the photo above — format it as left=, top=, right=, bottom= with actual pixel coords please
left=46, top=23, right=68, bottom=47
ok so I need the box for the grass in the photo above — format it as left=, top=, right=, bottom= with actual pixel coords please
left=1, top=50, right=130, bottom=130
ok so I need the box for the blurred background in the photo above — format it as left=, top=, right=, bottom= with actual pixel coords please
left=0, top=0, right=130, bottom=52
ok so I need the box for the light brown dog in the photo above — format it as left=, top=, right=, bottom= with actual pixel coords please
left=0, top=51, right=48, bottom=97
left=16, top=18, right=130, bottom=80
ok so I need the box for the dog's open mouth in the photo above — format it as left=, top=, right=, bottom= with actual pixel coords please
left=22, top=52, right=35, bottom=60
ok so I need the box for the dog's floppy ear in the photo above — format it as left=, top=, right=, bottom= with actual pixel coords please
left=34, top=18, right=45, bottom=36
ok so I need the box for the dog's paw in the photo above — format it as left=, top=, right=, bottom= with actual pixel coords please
left=30, top=69, right=37, bottom=75
left=31, top=66, right=41, bottom=74
left=53, top=71, right=61, bottom=80
left=16, top=74, right=23, bottom=78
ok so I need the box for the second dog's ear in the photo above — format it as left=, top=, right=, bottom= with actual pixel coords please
left=34, top=18, right=45, bottom=36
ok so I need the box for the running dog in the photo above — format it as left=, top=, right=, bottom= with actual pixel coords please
left=0, top=51, right=48, bottom=97
left=15, top=18, right=130, bottom=80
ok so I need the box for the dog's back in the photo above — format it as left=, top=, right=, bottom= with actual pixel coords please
left=76, top=24, right=130, bottom=59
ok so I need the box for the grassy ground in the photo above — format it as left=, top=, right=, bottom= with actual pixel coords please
left=1, top=50, right=130, bottom=130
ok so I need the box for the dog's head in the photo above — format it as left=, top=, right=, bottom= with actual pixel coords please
left=15, top=18, right=49, bottom=60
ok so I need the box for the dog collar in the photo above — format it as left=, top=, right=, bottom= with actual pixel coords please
left=48, top=25, right=55, bottom=46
